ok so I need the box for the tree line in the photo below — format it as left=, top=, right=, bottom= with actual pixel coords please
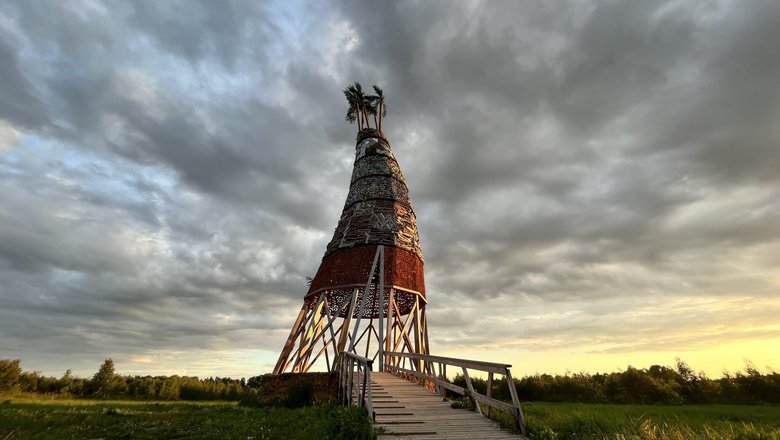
left=3, top=357, right=778, bottom=404
left=453, top=359, right=780, bottom=405
left=0, top=358, right=256, bottom=401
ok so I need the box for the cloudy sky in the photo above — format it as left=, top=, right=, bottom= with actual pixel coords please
left=1, top=0, right=779, bottom=379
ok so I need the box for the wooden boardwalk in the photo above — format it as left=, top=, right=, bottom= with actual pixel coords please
left=372, top=372, right=526, bottom=439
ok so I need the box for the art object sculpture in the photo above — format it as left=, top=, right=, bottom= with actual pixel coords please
left=274, top=84, right=429, bottom=373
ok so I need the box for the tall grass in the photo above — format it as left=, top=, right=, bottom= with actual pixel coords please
left=479, top=402, right=780, bottom=440
left=0, top=397, right=376, bottom=440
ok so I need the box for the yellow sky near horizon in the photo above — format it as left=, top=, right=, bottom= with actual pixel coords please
left=449, top=337, right=780, bottom=379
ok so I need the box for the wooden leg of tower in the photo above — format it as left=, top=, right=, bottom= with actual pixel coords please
left=378, top=246, right=385, bottom=371
left=390, top=303, right=407, bottom=354
left=421, top=307, right=430, bottom=354
left=366, top=276, right=379, bottom=360
left=370, top=326, right=381, bottom=361
left=323, top=331, right=331, bottom=371
left=322, top=298, right=338, bottom=371
left=281, top=313, right=311, bottom=373
left=295, top=298, right=346, bottom=372
left=292, top=295, right=326, bottom=372
left=392, top=302, right=418, bottom=355
left=337, top=288, right=359, bottom=354
left=414, top=296, right=421, bottom=372
left=303, top=325, right=329, bottom=373
left=273, top=304, right=309, bottom=374
left=392, top=292, right=407, bottom=355
left=301, top=317, right=324, bottom=370
left=354, top=323, right=372, bottom=347
left=364, top=320, right=372, bottom=358
left=291, top=311, right=314, bottom=372
left=421, top=307, right=433, bottom=375
left=385, top=288, right=395, bottom=368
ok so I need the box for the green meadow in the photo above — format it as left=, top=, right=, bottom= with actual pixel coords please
left=507, top=402, right=780, bottom=439
left=3, top=397, right=780, bottom=440
left=0, top=397, right=375, bottom=440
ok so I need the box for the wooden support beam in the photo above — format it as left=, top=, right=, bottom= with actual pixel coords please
left=295, top=301, right=345, bottom=371
left=304, top=327, right=330, bottom=373
left=386, top=289, right=396, bottom=368
left=377, top=246, right=385, bottom=371
left=391, top=302, right=416, bottom=354
left=281, top=306, right=313, bottom=372
left=462, top=367, right=482, bottom=415
left=273, top=305, right=307, bottom=374
left=292, top=295, right=326, bottom=372
left=413, top=296, right=421, bottom=372
left=349, top=246, right=382, bottom=352
left=322, top=298, right=339, bottom=370
left=337, top=288, right=359, bottom=354
left=363, top=321, right=372, bottom=358
left=301, top=317, right=324, bottom=368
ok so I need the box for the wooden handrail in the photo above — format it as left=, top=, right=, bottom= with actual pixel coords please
left=384, top=351, right=526, bottom=435
left=385, top=351, right=512, bottom=373
left=337, top=351, right=374, bottom=421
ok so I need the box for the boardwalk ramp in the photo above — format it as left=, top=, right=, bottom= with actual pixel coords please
left=372, top=372, right=525, bottom=439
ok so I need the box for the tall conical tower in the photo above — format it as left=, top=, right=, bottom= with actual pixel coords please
left=274, top=127, right=429, bottom=373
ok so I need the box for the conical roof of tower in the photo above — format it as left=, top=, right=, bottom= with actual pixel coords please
left=307, top=128, right=425, bottom=300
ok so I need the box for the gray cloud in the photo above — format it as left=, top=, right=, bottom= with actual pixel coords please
left=1, top=0, right=778, bottom=377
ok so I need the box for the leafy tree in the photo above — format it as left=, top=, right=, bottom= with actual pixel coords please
left=344, top=83, right=366, bottom=131
left=159, top=377, right=181, bottom=400
left=372, top=85, right=387, bottom=133
left=18, top=371, right=40, bottom=393
left=90, top=358, right=117, bottom=397
left=0, top=359, right=22, bottom=393
left=57, top=369, right=74, bottom=394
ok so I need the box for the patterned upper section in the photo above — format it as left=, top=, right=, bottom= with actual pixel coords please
left=323, top=134, right=424, bottom=261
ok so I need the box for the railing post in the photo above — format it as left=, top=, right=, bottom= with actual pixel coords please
left=347, top=358, right=353, bottom=405
left=505, top=368, right=526, bottom=435
left=365, top=360, right=374, bottom=420
left=434, top=361, right=442, bottom=396
left=362, top=365, right=367, bottom=407
left=342, top=354, right=347, bottom=405
left=486, top=372, right=493, bottom=417
left=337, top=352, right=374, bottom=421
left=462, top=367, right=482, bottom=415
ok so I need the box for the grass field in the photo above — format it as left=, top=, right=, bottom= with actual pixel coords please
left=516, top=402, right=780, bottom=439
left=3, top=397, right=780, bottom=440
left=0, top=397, right=375, bottom=440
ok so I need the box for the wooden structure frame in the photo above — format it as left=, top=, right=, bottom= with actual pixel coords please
left=273, top=245, right=430, bottom=374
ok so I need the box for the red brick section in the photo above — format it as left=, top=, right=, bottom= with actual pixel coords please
left=307, top=245, right=425, bottom=297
